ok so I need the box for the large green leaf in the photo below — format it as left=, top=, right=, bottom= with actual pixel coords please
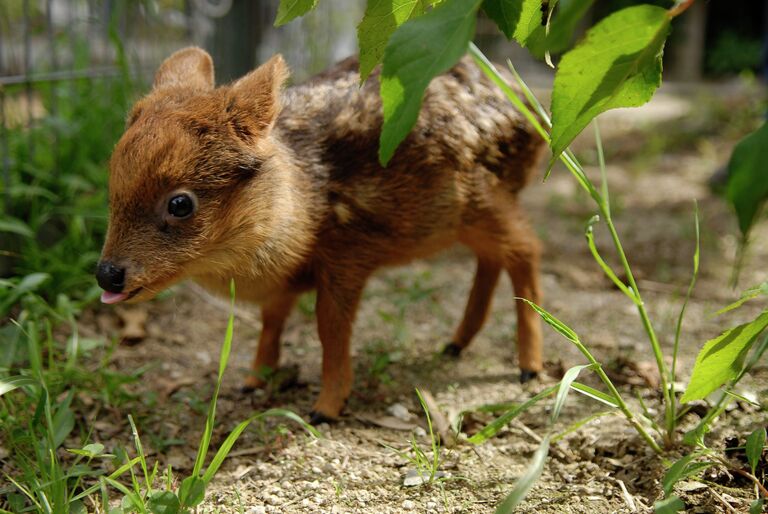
left=726, top=121, right=768, bottom=237
left=274, top=0, right=317, bottom=26
left=379, top=0, right=482, bottom=165
left=357, top=0, right=431, bottom=82
left=482, top=0, right=540, bottom=46
left=549, top=5, right=670, bottom=165
left=681, top=310, right=768, bottom=403
left=484, top=0, right=591, bottom=57
left=527, top=0, right=595, bottom=58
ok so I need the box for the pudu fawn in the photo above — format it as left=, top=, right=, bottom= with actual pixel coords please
left=97, top=47, right=546, bottom=423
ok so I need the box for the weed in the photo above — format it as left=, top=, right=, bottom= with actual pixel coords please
left=1, top=282, right=318, bottom=512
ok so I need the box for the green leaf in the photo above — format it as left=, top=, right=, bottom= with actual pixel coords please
left=358, top=0, right=431, bottom=83
left=726, top=121, right=768, bottom=237
left=551, top=364, right=590, bottom=424
left=0, top=216, right=34, bottom=238
left=495, top=436, right=550, bottom=513
left=716, top=282, right=768, bottom=316
left=482, top=0, right=540, bottom=45
left=549, top=5, right=670, bottom=165
left=178, top=476, right=205, bottom=508
left=570, top=381, right=619, bottom=408
left=0, top=375, right=39, bottom=397
left=654, top=495, right=684, bottom=514
left=274, top=0, right=317, bottom=26
left=468, top=384, right=557, bottom=444
left=527, top=0, right=596, bottom=57
left=484, top=0, right=591, bottom=57
left=519, top=298, right=580, bottom=345
left=746, top=427, right=766, bottom=475
left=202, top=408, right=320, bottom=483
left=662, top=454, right=713, bottom=497
left=148, top=491, right=181, bottom=514
left=681, top=310, right=768, bottom=403
left=68, top=443, right=108, bottom=459
left=750, top=499, right=765, bottom=514
left=379, top=0, right=482, bottom=165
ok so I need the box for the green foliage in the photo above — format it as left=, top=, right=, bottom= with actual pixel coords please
left=707, top=31, right=763, bottom=76
left=494, top=436, right=549, bottom=514
left=654, top=495, right=684, bottom=514
left=745, top=427, right=766, bottom=476
left=357, top=0, right=432, bottom=83
left=379, top=0, right=482, bottom=165
left=725, top=121, right=768, bottom=239
left=483, top=0, right=593, bottom=58
left=549, top=5, right=670, bottom=166
left=274, top=0, right=317, bottom=26
left=681, top=310, right=768, bottom=403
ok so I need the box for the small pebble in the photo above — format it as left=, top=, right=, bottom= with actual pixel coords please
left=247, top=507, right=266, bottom=514
left=402, top=499, right=416, bottom=510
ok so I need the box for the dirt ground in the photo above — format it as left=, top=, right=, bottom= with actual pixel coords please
left=77, top=84, right=767, bottom=513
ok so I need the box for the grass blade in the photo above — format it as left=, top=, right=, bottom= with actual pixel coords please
left=0, top=375, right=39, bottom=397
left=551, top=364, right=591, bottom=424
left=468, top=385, right=557, bottom=444
left=192, top=281, right=236, bottom=478
left=746, top=427, right=766, bottom=475
left=202, top=408, right=319, bottom=483
left=495, top=436, right=550, bottom=513
left=570, top=382, right=619, bottom=408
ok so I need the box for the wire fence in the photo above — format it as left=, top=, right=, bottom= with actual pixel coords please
left=0, top=0, right=365, bottom=216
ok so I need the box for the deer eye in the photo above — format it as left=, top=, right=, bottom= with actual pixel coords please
left=167, top=193, right=195, bottom=218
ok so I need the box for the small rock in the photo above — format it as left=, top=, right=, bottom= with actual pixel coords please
left=311, top=466, right=323, bottom=474
left=426, top=501, right=437, bottom=509
left=247, top=507, right=266, bottom=514
left=402, top=499, right=416, bottom=510
left=307, top=480, right=321, bottom=490
left=388, top=403, right=413, bottom=421
left=414, top=427, right=427, bottom=437
left=403, top=469, right=449, bottom=487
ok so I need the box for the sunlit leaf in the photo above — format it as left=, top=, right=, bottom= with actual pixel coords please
left=681, top=310, right=768, bottom=403
left=274, top=0, right=317, bottom=26
left=358, top=0, right=431, bottom=82
left=549, top=5, right=670, bottom=166
left=379, top=0, right=482, bottom=165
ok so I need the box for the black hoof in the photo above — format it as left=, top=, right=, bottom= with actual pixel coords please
left=520, top=369, right=539, bottom=383
left=240, top=384, right=256, bottom=394
left=442, top=342, right=463, bottom=357
left=308, top=410, right=336, bottom=426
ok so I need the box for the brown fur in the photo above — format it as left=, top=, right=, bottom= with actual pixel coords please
left=100, top=47, right=546, bottom=419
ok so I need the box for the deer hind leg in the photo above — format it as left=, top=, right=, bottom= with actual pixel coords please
left=242, top=292, right=298, bottom=392
left=503, top=231, right=543, bottom=382
left=460, top=201, right=543, bottom=382
left=443, top=257, right=502, bottom=356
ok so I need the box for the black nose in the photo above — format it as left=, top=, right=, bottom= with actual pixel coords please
left=96, top=261, right=126, bottom=293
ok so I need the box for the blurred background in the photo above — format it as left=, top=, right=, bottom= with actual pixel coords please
left=0, top=0, right=765, bottom=304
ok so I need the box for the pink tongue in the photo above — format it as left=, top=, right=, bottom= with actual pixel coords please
left=101, top=291, right=128, bottom=304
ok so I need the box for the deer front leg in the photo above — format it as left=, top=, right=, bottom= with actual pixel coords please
left=310, top=274, right=367, bottom=424
left=242, top=292, right=298, bottom=392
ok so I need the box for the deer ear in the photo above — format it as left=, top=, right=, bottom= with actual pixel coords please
left=225, top=54, right=290, bottom=139
left=154, top=47, right=214, bottom=91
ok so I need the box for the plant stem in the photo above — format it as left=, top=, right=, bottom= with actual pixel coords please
left=469, top=43, right=670, bottom=452
left=567, top=334, right=663, bottom=454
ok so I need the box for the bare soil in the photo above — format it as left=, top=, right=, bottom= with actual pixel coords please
left=77, top=86, right=768, bottom=513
